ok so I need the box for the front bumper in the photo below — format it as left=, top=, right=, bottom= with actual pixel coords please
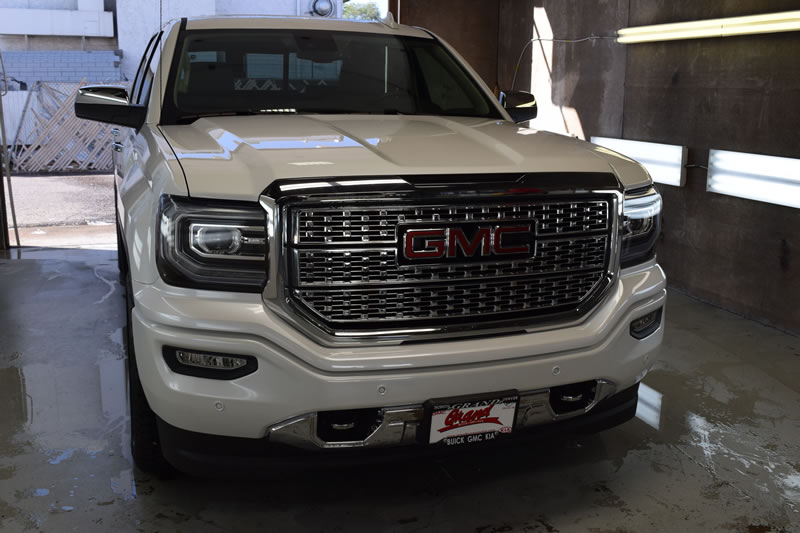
left=131, top=261, right=665, bottom=442
left=157, top=382, right=641, bottom=475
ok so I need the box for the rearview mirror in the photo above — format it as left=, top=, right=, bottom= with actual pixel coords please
left=74, top=85, right=146, bottom=129
left=499, top=90, right=537, bottom=123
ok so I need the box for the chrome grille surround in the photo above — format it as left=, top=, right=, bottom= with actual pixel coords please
left=260, top=174, right=622, bottom=346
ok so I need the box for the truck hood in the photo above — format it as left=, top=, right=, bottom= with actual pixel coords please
left=159, top=115, right=649, bottom=201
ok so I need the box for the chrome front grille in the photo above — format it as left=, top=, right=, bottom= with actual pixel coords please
left=296, top=270, right=602, bottom=322
left=294, top=201, right=609, bottom=245
left=295, top=236, right=607, bottom=286
left=284, top=197, right=615, bottom=330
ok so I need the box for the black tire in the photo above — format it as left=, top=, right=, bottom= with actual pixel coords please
left=125, top=272, right=174, bottom=478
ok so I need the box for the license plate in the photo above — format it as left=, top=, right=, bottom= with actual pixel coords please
left=426, top=391, right=518, bottom=446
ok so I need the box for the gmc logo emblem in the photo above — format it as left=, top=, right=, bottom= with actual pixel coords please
left=400, top=223, right=534, bottom=263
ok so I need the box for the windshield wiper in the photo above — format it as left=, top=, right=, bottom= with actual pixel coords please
left=289, top=108, right=421, bottom=116
left=176, top=108, right=491, bottom=123
left=176, top=108, right=299, bottom=123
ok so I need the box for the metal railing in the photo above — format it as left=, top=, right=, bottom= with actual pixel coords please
left=0, top=51, right=20, bottom=249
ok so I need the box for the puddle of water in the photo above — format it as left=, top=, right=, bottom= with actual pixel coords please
left=48, top=449, right=75, bottom=465
left=0, top=367, right=29, bottom=455
left=685, top=412, right=798, bottom=513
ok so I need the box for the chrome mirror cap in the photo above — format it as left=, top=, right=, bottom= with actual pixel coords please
left=74, top=84, right=145, bottom=129
left=76, top=84, right=131, bottom=106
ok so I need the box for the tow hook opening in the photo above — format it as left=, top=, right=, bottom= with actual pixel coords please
left=549, top=381, right=597, bottom=415
left=317, top=408, right=382, bottom=443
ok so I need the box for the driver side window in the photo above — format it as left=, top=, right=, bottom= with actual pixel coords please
left=131, top=33, right=160, bottom=106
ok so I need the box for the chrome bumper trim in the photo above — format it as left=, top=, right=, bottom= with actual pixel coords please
left=268, top=380, right=616, bottom=450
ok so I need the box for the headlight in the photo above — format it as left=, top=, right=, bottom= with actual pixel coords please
left=621, top=186, right=661, bottom=268
left=157, top=195, right=267, bottom=292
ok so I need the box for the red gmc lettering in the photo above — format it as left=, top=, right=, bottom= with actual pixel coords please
left=404, top=229, right=446, bottom=259
left=448, top=228, right=491, bottom=257
left=494, top=226, right=531, bottom=254
left=404, top=225, right=531, bottom=259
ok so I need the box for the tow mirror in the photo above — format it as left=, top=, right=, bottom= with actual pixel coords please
left=74, top=85, right=146, bottom=129
left=499, top=90, right=538, bottom=123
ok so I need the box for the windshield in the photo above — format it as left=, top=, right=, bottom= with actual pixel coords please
left=163, top=29, right=502, bottom=123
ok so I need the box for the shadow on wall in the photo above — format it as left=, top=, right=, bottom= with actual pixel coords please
left=500, top=0, right=628, bottom=140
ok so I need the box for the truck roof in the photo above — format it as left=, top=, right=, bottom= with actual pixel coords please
left=184, top=15, right=432, bottom=39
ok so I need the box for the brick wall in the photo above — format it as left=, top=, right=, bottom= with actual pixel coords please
left=1, top=50, right=121, bottom=86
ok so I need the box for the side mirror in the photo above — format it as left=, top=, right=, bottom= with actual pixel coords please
left=499, top=90, right=537, bottom=123
left=74, top=85, right=146, bottom=129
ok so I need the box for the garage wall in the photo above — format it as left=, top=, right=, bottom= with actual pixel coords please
left=497, top=0, right=629, bottom=139
left=396, top=0, right=499, bottom=90
left=395, top=0, right=800, bottom=333
left=622, top=1, right=800, bottom=334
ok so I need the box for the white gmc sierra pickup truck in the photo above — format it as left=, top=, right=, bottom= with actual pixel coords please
left=75, top=16, right=665, bottom=476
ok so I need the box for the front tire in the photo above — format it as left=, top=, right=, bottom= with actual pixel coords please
left=125, top=272, right=173, bottom=478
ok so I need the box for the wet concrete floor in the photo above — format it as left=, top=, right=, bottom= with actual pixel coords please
left=0, top=247, right=798, bottom=532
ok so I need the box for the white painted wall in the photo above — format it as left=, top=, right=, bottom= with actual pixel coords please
left=116, top=0, right=214, bottom=81
left=2, top=0, right=78, bottom=8
left=1, top=91, right=31, bottom=147
left=0, top=4, right=113, bottom=37
left=214, top=0, right=297, bottom=15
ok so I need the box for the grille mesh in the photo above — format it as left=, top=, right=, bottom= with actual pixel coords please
left=295, top=201, right=609, bottom=244
left=286, top=198, right=613, bottom=327
left=296, top=236, right=607, bottom=286
left=295, top=271, right=602, bottom=322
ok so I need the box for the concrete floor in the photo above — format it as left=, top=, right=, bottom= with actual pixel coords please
left=0, top=247, right=798, bottom=533
left=4, top=174, right=115, bottom=249
left=4, top=174, right=115, bottom=228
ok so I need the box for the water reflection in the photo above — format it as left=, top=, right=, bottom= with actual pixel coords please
left=635, top=382, right=663, bottom=430
left=2, top=354, right=130, bottom=466
left=0, top=367, right=29, bottom=454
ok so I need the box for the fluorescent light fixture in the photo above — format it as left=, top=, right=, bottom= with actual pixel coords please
left=707, top=149, right=800, bottom=209
left=617, top=10, right=800, bottom=43
left=591, top=136, right=687, bottom=187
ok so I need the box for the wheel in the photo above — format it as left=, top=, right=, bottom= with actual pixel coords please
left=125, top=272, right=174, bottom=478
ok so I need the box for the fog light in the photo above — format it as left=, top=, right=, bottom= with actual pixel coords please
left=176, top=350, right=247, bottom=370
left=630, top=308, right=662, bottom=339
left=163, top=346, right=257, bottom=379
